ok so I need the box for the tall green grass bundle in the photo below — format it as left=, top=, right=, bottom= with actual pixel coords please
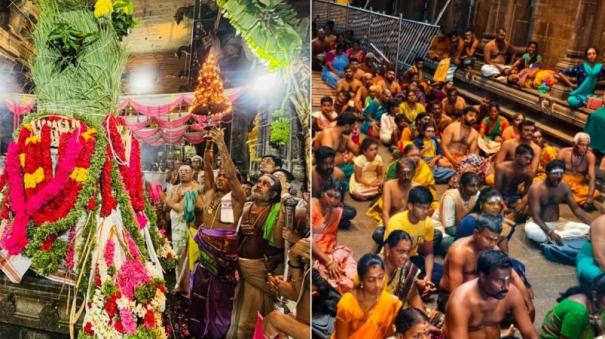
left=30, top=0, right=127, bottom=118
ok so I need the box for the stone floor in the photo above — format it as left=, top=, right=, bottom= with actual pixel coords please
left=337, top=145, right=601, bottom=332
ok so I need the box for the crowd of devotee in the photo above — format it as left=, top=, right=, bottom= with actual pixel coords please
left=311, top=18, right=605, bottom=339
left=144, top=129, right=310, bottom=339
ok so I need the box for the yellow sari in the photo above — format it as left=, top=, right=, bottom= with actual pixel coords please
left=333, top=290, right=402, bottom=339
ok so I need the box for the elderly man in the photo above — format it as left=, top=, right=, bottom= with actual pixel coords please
left=525, top=160, right=592, bottom=245
left=165, top=164, right=202, bottom=294
left=558, top=132, right=599, bottom=210
left=444, top=250, right=537, bottom=339
left=227, top=173, right=286, bottom=338
left=481, top=28, right=516, bottom=78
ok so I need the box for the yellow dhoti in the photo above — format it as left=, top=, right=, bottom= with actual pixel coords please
left=563, top=173, right=599, bottom=204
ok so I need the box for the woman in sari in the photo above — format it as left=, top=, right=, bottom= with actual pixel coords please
left=322, top=43, right=349, bottom=89
left=333, top=254, right=402, bottom=339
left=382, top=230, right=424, bottom=309
left=346, top=40, right=365, bottom=63
left=350, top=138, right=383, bottom=200
left=540, top=274, right=605, bottom=339
left=501, top=113, right=524, bottom=141
left=312, top=178, right=357, bottom=293
left=479, top=103, right=509, bottom=142
left=558, top=47, right=605, bottom=109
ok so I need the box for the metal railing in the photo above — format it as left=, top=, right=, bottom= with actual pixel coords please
left=313, top=0, right=440, bottom=70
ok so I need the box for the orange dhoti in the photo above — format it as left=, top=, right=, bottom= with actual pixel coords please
left=563, top=173, right=599, bottom=204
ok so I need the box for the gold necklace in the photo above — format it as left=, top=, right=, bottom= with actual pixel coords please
left=207, top=198, right=221, bottom=215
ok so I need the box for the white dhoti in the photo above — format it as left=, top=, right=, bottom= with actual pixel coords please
left=170, top=210, right=190, bottom=292
left=481, top=64, right=511, bottom=78
left=524, top=218, right=590, bottom=243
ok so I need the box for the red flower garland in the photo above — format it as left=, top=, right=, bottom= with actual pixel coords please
left=128, top=138, right=145, bottom=212
left=105, top=116, right=145, bottom=212
left=31, top=128, right=96, bottom=225
left=100, top=147, right=117, bottom=217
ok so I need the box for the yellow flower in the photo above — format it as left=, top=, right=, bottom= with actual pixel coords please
left=19, top=154, right=25, bottom=167
left=70, top=167, right=89, bottom=183
left=94, top=0, right=113, bottom=18
left=25, top=135, right=40, bottom=145
left=82, top=128, right=97, bottom=141
left=24, top=167, right=44, bottom=189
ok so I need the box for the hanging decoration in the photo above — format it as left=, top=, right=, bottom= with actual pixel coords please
left=189, top=53, right=233, bottom=118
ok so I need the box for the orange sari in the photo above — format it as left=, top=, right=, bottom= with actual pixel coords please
left=333, top=290, right=402, bottom=339
left=312, top=199, right=357, bottom=293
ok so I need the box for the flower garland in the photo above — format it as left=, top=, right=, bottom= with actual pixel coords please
left=18, top=111, right=107, bottom=276
left=79, top=239, right=167, bottom=338
left=144, top=194, right=176, bottom=271
left=101, top=147, right=117, bottom=217
left=106, top=116, right=145, bottom=212
left=111, top=165, right=148, bottom=259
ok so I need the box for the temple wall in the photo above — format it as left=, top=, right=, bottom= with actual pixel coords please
left=530, top=0, right=582, bottom=67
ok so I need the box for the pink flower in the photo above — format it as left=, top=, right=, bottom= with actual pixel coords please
left=123, top=231, right=141, bottom=260
left=117, top=259, right=151, bottom=300
left=119, top=307, right=137, bottom=334
left=135, top=212, right=148, bottom=230
left=104, top=239, right=115, bottom=267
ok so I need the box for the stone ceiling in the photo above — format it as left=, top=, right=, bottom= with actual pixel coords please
left=123, top=0, right=193, bottom=55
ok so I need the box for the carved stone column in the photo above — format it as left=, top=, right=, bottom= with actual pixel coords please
left=551, top=0, right=598, bottom=99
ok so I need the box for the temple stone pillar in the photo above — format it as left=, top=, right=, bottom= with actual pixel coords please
left=551, top=0, right=598, bottom=99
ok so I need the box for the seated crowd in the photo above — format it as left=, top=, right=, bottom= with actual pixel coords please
left=311, top=20, right=605, bottom=339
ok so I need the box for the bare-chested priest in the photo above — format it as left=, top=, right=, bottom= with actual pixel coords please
left=189, top=129, right=246, bottom=337
left=440, top=106, right=480, bottom=168
left=558, top=132, right=599, bottom=211
left=525, top=160, right=592, bottom=246
left=165, top=165, right=202, bottom=294
left=227, top=173, right=286, bottom=338
left=312, top=111, right=359, bottom=165
left=444, top=250, right=537, bottom=339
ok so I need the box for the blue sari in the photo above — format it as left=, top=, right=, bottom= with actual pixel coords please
left=321, top=52, right=349, bottom=88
